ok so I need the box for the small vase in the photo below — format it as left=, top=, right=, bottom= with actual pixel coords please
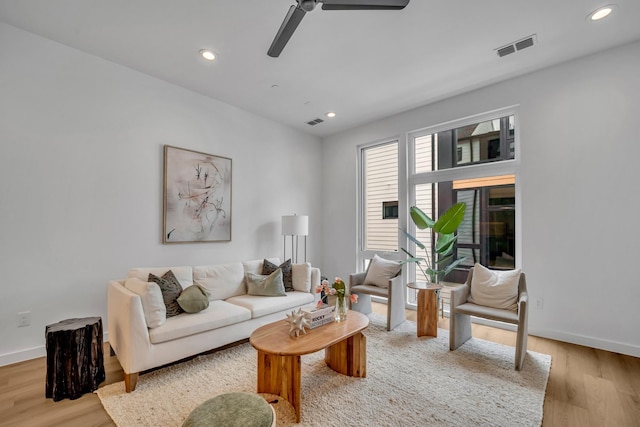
left=335, top=294, right=347, bottom=322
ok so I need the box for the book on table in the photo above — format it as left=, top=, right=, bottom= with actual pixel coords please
left=301, top=304, right=336, bottom=329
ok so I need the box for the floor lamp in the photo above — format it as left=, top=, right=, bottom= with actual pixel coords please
left=282, top=214, right=308, bottom=263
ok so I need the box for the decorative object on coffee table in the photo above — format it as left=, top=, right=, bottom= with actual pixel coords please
left=301, top=303, right=335, bottom=329
left=45, top=317, right=105, bottom=401
left=317, top=277, right=357, bottom=322
left=285, top=308, right=310, bottom=337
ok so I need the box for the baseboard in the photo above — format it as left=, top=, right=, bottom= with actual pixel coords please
left=0, top=346, right=45, bottom=367
left=409, top=305, right=640, bottom=359
left=0, top=331, right=111, bottom=367
left=529, top=328, right=640, bottom=359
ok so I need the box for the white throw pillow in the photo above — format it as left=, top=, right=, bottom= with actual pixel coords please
left=468, top=263, right=521, bottom=311
left=363, top=254, right=402, bottom=288
left=292, top=262, right=312, bottom=292
left=124, top=277, right=166, bottom=328
left=192, top=262, right=245, bottom=300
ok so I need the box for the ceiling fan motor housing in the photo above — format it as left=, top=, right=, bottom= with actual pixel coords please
left=298, top=0, right=318, bottom=12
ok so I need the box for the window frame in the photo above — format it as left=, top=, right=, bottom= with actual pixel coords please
left=356, top=137, right=406, bottom=273
left=407, top=106, right=521, bottom=285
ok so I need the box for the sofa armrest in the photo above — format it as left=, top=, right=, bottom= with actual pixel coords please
left=107, top=280, right=152, bottom=375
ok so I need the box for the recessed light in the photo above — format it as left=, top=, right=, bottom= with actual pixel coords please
left=588, top=4, right=616, bottom=21
left=199, top=49, right=216, bottom=61
left=326, top=112, right=336, bottom=118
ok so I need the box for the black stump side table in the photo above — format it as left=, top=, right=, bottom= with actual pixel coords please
left=45, top=316, right=105, bottom=401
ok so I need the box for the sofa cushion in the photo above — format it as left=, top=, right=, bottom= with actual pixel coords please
left=262, top=259, right=293, bottom=291
left=193, top=262, right=245, bottom=301
left=350, top=283, right=389, bottom=298
left=148, top=270, right=184, bottom=318
left=148, top=300, right=252, bottom=344
left=226, top=291, right=314, bottom=318
left=363, top=254, right=402, bottom=288
left=124, top=277, right=166, bottom=328
left=467, top=263, right=521, bottom=311
left=246, top=269, right=287, bottom=297
left=177, top=285, right=210, bottom=313
left=291, top=263, right=312, bottom=293
left=127, top=266, right=193, bottom=288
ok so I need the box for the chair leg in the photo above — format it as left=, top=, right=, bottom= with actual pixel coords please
left=515, top=297, right=529, bottom=370
left=351, top=293, right=372, bottom=315
left=515, top=325, right=528, bottom=370
left=449, top=311, right=472, bottom=351
left=387, top=281, right=406, bottom=331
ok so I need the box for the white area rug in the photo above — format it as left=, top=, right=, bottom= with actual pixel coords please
left=97, top=314, right=551, bottom=426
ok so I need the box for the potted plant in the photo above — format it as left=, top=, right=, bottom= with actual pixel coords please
left=401, top=202, right=467, bottom=284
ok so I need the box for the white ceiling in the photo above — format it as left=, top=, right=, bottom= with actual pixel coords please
left=1, top=0, right=639, bottom=137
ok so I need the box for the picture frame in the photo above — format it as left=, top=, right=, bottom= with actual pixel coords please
left=163, top=145, right=232, bottom=243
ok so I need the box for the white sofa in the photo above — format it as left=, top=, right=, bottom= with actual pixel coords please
left=107, top=258, right=320, bottom=392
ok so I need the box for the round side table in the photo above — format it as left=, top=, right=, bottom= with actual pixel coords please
left=407, top=282, right=442, bottom=337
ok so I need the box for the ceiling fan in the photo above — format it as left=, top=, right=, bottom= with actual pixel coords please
left=268, top=0, right=410, bottom=57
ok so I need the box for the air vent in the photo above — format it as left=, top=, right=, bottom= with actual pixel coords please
left=497, top=45, right=516, bottom=57
left=306, top=118, right=324, bottom=126
left=515, top=37, right=535, bottom=51
left=496, top=34, right=537, bottom=58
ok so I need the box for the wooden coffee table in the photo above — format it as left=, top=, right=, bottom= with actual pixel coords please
left=250, top=310, right=369, bottom=422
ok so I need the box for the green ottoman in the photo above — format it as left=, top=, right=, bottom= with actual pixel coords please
left=183, top=392, right=276, bottom=427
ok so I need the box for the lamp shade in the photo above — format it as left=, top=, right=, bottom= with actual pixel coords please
left=282, top=215, right=308, bottom=236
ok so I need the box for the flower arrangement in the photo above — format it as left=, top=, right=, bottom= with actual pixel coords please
left=316, top=277, right=358, bottom=308
left=316, top=277, right=358, bottom=322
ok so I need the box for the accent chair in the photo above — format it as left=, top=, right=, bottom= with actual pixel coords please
left=348, top=255, right=404, bottom=331
left=449, top=264, right=528, bottom=370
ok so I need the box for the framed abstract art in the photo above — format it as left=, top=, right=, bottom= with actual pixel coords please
left=163, top=145, right=232, bottom=243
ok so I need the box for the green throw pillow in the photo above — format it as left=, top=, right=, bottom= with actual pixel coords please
left=246, top=268, right=287, bottom=297
left=177, top=285, right=210, bottom=313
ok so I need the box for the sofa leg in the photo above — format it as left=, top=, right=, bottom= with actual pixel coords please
left=124, top=373, right=138, bottom=393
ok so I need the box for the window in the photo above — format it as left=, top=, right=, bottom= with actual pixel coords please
left=409, top=111, right=518, bottom=289
left=362, top=141, right=398, bottom=252
left=455, top=177, right=515, bottom=270
left=382, top=201, right=399, bottom=219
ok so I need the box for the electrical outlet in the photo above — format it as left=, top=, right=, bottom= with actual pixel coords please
left=17, top=311, right=31, bottom=327
left=535, top=298, right=543, bottom=310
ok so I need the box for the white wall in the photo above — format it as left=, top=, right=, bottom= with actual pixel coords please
left=322, top=40, right=640, bottom=357
left=0, top=23, right=323, bottom=365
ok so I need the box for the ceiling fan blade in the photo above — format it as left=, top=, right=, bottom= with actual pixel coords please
left=268, top=5, right=306, bottom=58
left=321, top=0, right=409, bottom=10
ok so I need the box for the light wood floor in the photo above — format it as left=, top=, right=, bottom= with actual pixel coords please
left=1, top=304, right=639, bottom=427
